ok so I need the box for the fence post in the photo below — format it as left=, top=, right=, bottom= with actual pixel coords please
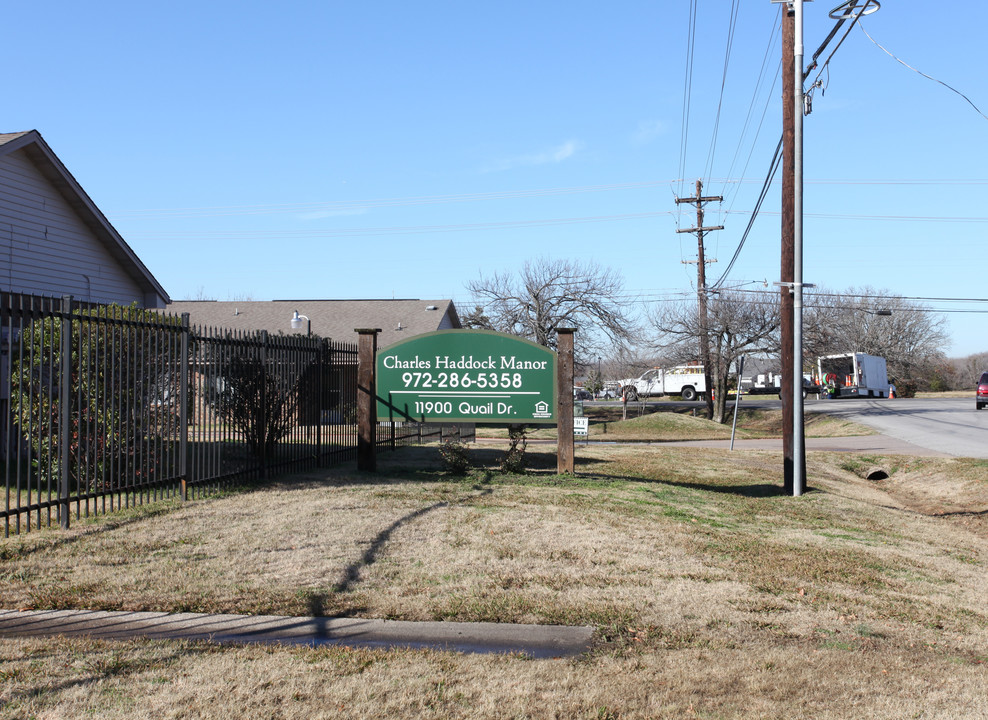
left=355, top=328, right=380, bottom=472
left=557, top=328, right=576, bottom=475
left=59, top=295, right=72, bottom=529
left=260, top=329, right=268, bottom=479
left=179, top=313, right=190, bottom=501
left=316, top=338, right=325, bottom=468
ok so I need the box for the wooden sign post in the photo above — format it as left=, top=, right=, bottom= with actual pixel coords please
left=556, top=328, right=575, bottom=474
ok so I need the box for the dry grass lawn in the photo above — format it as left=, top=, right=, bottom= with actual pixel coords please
left=0, top=442, right=986, bottom=719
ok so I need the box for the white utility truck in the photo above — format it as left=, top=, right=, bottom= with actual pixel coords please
left=617, top=366, right=706, bottom=402
left=741, top=371, right=821, bottom=398
left=817, top=353, right=889, bottom=398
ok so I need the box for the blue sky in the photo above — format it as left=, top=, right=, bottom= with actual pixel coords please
left=6, top=1, right=987, bottom=355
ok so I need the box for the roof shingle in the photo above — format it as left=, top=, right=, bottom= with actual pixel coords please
left=163, top=299, right=461, bottom=348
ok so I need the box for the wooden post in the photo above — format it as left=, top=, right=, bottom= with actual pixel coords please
left=356, top=328, right=381, bottom=472
left=675, top=181, right=722, bottom=421
left=556, top=328, right=576, bottom=475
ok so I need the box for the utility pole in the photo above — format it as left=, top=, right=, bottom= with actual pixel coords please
left=792, top=0, right=807, bottom=497
left=780, top=2, right=798, bottom=493
left=676, top=179, right=723, bottom=420
left=779, top=0, right=808, bottom=495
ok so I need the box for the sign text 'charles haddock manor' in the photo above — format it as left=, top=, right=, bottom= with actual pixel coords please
left=376, top=330, right=557, bottom=424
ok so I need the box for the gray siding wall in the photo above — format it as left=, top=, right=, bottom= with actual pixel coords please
left=438, top=308, right=457, bottom=330
left=0, top=149, right=147, bottom=305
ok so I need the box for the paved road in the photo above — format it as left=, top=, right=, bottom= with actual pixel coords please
left=585, top=396, right=985, bottom=458
left=807, top=396, right=987, bottom=459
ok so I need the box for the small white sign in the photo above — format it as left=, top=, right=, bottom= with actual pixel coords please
left=573, top=417, right=589, bottom=436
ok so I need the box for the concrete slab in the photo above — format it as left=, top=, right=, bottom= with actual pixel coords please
left=0, top=609, right=594, bottom=659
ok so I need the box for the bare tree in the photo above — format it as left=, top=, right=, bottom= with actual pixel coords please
left=804, top=287, right=948, bottom=391
left=650, top=290, right=780, bottom=423
left=466, top=257, right=636, bottom=359
left=606, top=345, right=672, bottom=384
left=956, top=352, right=988, bottom=388
left=185, top=286, right=216, bottom=301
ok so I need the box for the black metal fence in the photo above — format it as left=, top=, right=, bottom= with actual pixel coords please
left=1, top=293, right=473, bottom=536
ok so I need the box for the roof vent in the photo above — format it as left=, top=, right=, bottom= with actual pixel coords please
left=425, top=305, right=438, bottom=311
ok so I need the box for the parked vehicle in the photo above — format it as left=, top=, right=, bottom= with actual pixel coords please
left=740, top=371, right=821, bottom=399
left=616, top=366, right=706, bottom=402
left=976, top=372, right=988, bottom=410
left=817, top=353, right=889, bottom=399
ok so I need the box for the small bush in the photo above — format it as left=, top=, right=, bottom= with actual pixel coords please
left=895, top=379, right=918, bottom=398
left=499, top=425, right=528, bottom=474
left=438, top=438, right=471, bottom=474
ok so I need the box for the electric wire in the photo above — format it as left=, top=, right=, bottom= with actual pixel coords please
left=723, top=68, right=779, bottom=217
left=702, top=0, right=741, bottom=188
left=122, top=205, right=988, bottom=242
left=709, top=135, right=784, bottom=290
left=124, top=211, right=679, bottom=240
left=859, top=23, right=988, bottom=122
left=604, top=286, right=988, bottom=315
left=111, top=177, right=988, bottom=219
left=804, top=0, right=877, bottom=101
left=712, top=1, right=878, bottom=291
left=721, top=9, right=782, bottom=213
left=677, top=0, right=699, bottom=203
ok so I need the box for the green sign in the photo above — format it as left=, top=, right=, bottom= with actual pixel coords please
left=376, top=330, right=557, bottom=423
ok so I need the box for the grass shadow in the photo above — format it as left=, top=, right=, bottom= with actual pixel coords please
left=331, top=500, right=450, bottom=594
left=328, top=487, right=494, bottom=601
left=370, top=445, right=798, bottom=498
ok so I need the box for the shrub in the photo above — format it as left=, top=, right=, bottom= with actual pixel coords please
left=438, top=437, right=471, bottom=474
left=203, top=350, right=301, bottom=461
left=894, top=378, right=918, bottom=398
left=499, top=425, right=528, bottom=474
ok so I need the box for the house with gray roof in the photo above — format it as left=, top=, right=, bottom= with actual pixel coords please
left=165, top=299, right=461, bottom=348
left=0, top=130, right=169, bottom=307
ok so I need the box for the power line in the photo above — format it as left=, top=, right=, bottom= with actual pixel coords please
left=859, top=23, right=988, bottom=122
left=724, top=210, right=988, bottom=223
left=721, top=7, right=782, bottom=212
left=677, top=0, right=699, bottom=202
left=111, top=177, right=988, bottom=219
left=703, top=0, right=742, bottom=188
left=612, top=285, right=988, bottom=303
left=803, top=0, right=878, bottom=106
left=123, top=205, right=988, bottom=242
left=710, top=135, right=784, bottom=289
left=124, top=211, right=678, bottom=240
